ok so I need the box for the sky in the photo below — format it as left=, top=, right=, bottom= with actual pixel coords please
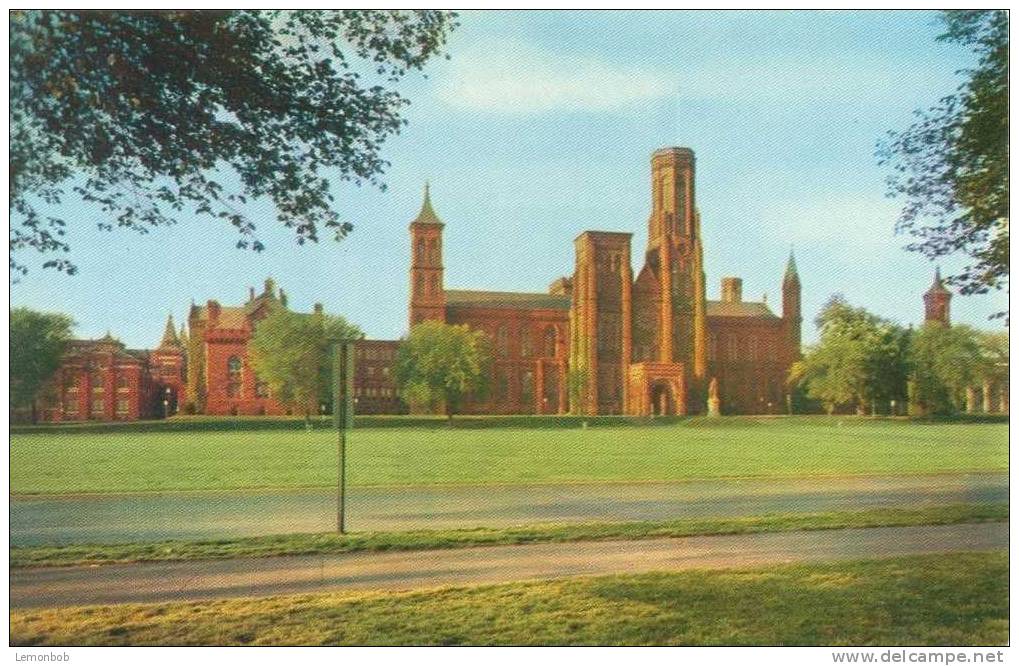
left=9, top=10, right=1008, bottom=348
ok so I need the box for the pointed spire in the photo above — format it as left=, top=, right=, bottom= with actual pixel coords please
left=160, top=314, right=180, bottom=348
left=411, top=181, right=444, bottom=226
left=178, top=323, right=189, bottom=348
left=783, top=248, right=800, bottom=284
left=927, top=266, right=949, bottom=294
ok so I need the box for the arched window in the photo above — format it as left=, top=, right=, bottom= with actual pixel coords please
left=416, top=238, right=425, bottom=263
left=495, top=369, right=509, bottom=401
left=429, top=274, right=439, bottom=296
left=496, top=325, right=509, bottom=358
left=521, top=371, right=535, bottom=412
left=520, top=328, right=533, bottom=358
left=227, top=356, right=242, bottom=397
left=428, top=239, right=438, bottom=263
left=543, top=326, right=558, bottom=358
left=414, top=274, right=424, bottom=298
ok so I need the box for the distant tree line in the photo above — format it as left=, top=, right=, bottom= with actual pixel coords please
left=790, top=295, right=1008, bottom=416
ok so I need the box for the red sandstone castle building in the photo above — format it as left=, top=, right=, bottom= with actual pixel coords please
left=40, top=146, right=812, bottom=421
left=406, top=147, right=802, bottom=416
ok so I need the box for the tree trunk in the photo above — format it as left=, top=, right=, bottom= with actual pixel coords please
left=30, top=400, right=37, bottom=425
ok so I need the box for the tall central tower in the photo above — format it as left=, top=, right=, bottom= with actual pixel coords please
left=633, top=148, right=708, bottom=410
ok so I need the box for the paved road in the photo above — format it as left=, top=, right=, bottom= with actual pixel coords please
left=9, top=523, right=1006, bottom=609
left=10, top=472, right=1006, bottom=546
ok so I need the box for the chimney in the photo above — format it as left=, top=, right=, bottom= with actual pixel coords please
left=248, top=286, right=255, bottom=301
left=206, top=300, right=221, bottom=321
left=313, top=302, right=323, bottom=315
left=279, top=289, right=288, bottom=308
left=721, top=277, right=742, bottom=303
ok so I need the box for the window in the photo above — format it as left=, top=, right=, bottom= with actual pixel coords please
left=63, top=399, right=78, bottom=417
left=255, top=381, right=269, bottom=398
left=416, top=238, right=425, bottom=263
left=429, top=274, right=439, bottom=295
left=496, top=369, right=509, bottom=401
left=116, top=375, right=129, bottom=390
left=227, top=355, right=242, bottom=398
left=116, top=398, right=130, bottom=415
left=709, top=334, right=718, bottom=361
left=543, top=326, right=558, bottom=358
left=414, top=274, right=424, bottom=298
left=428, top=239, right=439, bottom=263
left=520, top=329, right=533, bottom=358
left=90, top=372, right=104, bottom=395
left=521, top=371, right=535, bottom=411
left=496, top=325, right=509, bottom=358
left=92, top=398, right=105, bottom=414
left=727, top=338, right=738, bottom=361
left=748, top=337, right=758, bottom=362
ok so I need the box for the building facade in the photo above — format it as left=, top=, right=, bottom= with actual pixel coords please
left=38, top=319, right=186, bottom=422
left=39, top=146, right=805, bottom=421
left=408, top=147, right=802, bottom=416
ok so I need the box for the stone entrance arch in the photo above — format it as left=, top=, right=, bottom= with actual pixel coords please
left=650, top=381, right=676, bottom=416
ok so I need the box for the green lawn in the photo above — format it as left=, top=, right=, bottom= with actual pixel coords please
left=10, top=417, right=1007, bottom=495
left=11, top=551, right=1007, bottom=646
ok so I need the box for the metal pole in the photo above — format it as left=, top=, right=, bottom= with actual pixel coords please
left=333, top=340, right=354, bottom=534
left=338, top=422, right=346, bottom=534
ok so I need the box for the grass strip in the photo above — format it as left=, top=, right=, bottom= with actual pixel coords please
left=10, top=551, right=1008, bottom=646
left=11, top=502, right=1007, bottom=569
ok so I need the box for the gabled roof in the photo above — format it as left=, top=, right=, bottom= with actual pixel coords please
left=445, top=289, right=571, bottom=311
left=65, top=338, right=146, bottom=364
left=706, top=300, right=778, bottom=319
left=192, top=305, right=250, bottom=329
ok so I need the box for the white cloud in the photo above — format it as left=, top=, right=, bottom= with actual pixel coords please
left=437, top=39, right=675, bottom=114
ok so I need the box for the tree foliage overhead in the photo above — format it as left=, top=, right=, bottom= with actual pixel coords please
left=394, top=320, right=492, bottom=421
left=248, top=305, right=363, bottom=418
left=10, top=10, right=458, bottom=276
left=877, top=10, right=1008, bottom=301
left=10, top=308, right=75, bottom=417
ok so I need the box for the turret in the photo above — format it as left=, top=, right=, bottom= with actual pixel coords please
left=782, top=251, right=802, bottom=358
left=647, top=147, right=696, bottom=251
left=408, top=183, right=446, bottom=328
left=159, top=314, right=181, bottom=348
left=923, top=267, right=951, bottom=326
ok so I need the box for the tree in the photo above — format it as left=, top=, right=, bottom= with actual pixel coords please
left=394, top=320, right=492, bottom=422
left=908, top=323, right=984, bottom=414
left=877, top=10, right=1008, bottom=303
left=10, top=307, right=74, bottom=422
left=791, top=295, right=909, bottom=415
left=248, top=305, right=363, bottom=423
left=10, top=10, right=457, bottom=276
